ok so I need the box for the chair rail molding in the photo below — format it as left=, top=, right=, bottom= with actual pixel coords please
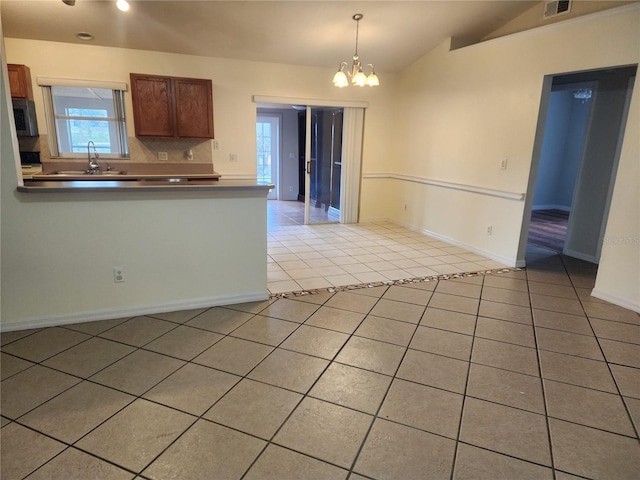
left=362, top=172, right=525, bottom=201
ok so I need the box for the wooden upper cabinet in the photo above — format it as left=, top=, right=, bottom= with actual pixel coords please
left=8, top=64, right=34, bottom=100
left=130, top=74, right=174, bottom=137
left=175, top=78, right=214, bottom=138
left=130, top=73, right=214, bottom=139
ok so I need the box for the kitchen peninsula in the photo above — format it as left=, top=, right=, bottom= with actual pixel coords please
left=5, top=171, right=273, bottom=331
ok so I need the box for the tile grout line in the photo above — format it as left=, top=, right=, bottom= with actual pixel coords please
left=527, top=265, right=559, bottom=480
left=344, top=291, right=428, bottom=479
left=237, top=285, right=393, bottom=480
left=448, top=275, right=483, bottom=480
left=561, top=255, right=640, bottom=442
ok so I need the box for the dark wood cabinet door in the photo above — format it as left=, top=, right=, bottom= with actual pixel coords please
left=7, top=64, right=33, bottom=100
left=175, top=78, right=214, bottom=138
left=130, top=74, right=175, bottom=137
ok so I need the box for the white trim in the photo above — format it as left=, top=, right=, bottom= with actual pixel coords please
left=591, top=288, right=640, bottom=314
left=562, top=247, right=598, bottom=264
left=389, top=218, right=517, bottom=267
left=363, top=173, right=525, bottom=201
left=532, top=205, right=571, bottom=212
left=37, top=77, right=128, bottom=91
left=0, top=291, right=269, bottom=333
left=253, top=95, right=368, bottom=109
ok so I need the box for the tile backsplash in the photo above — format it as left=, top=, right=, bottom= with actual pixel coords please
left=131, top=137, right=213, bottom=164
left=24, top=135, right=213, bottom=166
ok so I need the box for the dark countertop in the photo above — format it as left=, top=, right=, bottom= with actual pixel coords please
left=19, top=179, right=274, bottom=194
left=30, top=172, right=222, bottom=181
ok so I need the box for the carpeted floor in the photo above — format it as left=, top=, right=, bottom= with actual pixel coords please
left=528, top=209, right=570, bottom=253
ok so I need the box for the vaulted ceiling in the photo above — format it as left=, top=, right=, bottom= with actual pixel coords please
left=1, top=0, right=546, bottom=73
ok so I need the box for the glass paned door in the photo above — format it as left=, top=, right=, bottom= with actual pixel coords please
left=304, top=107, right=343, bottom=224
left=256, top=115, right=279, bottom=199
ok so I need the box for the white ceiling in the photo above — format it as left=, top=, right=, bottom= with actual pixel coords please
left=1, top=0, right=541, bottom=73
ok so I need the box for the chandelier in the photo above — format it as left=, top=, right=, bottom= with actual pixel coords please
left=573, top=88, right=592, bottom=103
left=332, top=14, right=380, bottom=88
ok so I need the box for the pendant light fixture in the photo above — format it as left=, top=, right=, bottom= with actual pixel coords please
left=332, top=14, right=379, bottom=88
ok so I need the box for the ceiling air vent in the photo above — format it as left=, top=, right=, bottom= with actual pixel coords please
left=544, top=0, right=571, bottom=19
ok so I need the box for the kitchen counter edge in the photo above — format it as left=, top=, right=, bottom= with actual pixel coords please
left=18, top=179, right=274, bottom=194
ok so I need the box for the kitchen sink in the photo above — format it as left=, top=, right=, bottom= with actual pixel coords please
left=47, top=170, right=128, bottom=176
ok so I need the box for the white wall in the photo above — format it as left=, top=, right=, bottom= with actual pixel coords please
left=1, top=37, right=396, bottom=330
left=368, top=5, right=639, bottom=310
left=4, top=38, right=395, bottom=181
left=3, top=6, right=639, bottom=318
left=593, top=73, right=640, bottom=310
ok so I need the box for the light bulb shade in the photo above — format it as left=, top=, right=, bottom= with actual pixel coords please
left=116, top=0, right=130, bottom=11
left=366, top=72, right=380, bottom=87
left=352, top=70, right=367, bottom=87
left=332, top=70, right=349, bottom=88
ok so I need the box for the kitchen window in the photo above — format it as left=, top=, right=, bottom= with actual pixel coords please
left=39, top=79, right=129, bottom=158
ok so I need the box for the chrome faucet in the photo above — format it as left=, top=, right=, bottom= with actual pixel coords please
left=87, top=141, right=101, bottom=173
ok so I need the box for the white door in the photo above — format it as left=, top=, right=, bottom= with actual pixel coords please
left=256, top=115, right=279, bottom=200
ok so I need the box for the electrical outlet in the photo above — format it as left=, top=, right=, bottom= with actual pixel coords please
left=158, top=151, right=168, bottom=161
left=186, top=149, right=194, bottom=161
left=213, top=140, right=220, bottom=150
left=289, top=186, right=294, bottom=192
left=113, top=267, right=125, bottom=283
left=486, top=226, right=493, bottom=236
left=404, top=203, right=408, bottom=211
left=229, top=153, right=238, bottom=162
left=500, top=159, right=508, bottom=170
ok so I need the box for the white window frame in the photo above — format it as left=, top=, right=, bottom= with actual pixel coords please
left=38, top=78, right=129, bottom=159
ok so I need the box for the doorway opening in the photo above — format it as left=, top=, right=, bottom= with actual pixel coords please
left=299, top=107, right=344, bottom=224
left=256, top=114, right=280, bottom=200
left=521, top=65, right=636, bottom=264
left=256, top=100, right=365, bottom=227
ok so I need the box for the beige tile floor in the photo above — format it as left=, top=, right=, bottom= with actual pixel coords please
left=267, top=201, right=506, bottom=294
left=1, top=246, right=639, bottom=479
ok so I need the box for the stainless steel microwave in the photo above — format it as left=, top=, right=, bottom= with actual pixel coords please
left=12, top=98, right=39, bottom=137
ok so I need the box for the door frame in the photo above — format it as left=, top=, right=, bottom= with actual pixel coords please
left=254, top=95, right=368, bottom=225
left=517, top=67, right=636, bottom=266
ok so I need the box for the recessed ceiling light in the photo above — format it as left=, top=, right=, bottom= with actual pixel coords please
left=76, top=32, right=94, bottom=41
left=116, top=0, right=130, bottom=12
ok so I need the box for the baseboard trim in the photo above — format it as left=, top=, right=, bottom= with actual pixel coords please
left=388, top=219, right=517, bottom=267
left=590, top=288, right=640, bottom=313
left=0, top=291, right=269, bottom=332
left=562, top=248, right=598, bottom=264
